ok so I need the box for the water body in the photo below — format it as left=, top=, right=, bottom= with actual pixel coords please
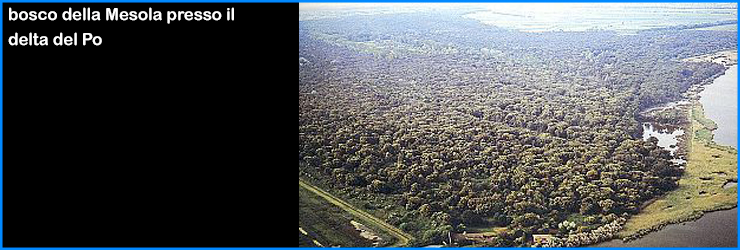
left=642, top=123, right=684, bottom=156
left=699, top=65, right=738, bottom=148
left=594, top=208, right=737, bottom=247
left=596, top=65, right=738, bottom=247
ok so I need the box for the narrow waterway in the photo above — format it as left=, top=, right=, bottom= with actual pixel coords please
left=699, top=65, right=738, bottom=148
left=595, top=65, right=738, bottom=247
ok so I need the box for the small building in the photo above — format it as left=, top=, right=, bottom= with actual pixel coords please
left=533, top=234, right=553, bottom=244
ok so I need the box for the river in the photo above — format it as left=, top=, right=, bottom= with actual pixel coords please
left=594, top=208, right=737, bottom=247
left=700, top=65, right=738, bottom=148
left=595, top=65, right=738, bottom=247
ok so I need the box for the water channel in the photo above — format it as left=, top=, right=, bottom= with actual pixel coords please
left=594, top=65, right=738, bottom=247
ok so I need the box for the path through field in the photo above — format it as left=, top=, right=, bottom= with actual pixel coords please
left=299, top=178, right=414, bottom=247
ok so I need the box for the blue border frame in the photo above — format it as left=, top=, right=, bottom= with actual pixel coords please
left=0, top=1, right=737, bottom=249
left=297, top=2, right=740, bottom=249
left=1, top=1, right=4, bottom=248
left=4, top=0, right=277, bottom=1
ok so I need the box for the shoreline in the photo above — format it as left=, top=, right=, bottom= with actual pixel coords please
left=681, top=49, right=738, bottom=67
left=608, top=60, right=738, bottom=244
left=620, top=202, right=737, bottom=243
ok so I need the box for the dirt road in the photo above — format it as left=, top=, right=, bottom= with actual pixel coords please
left=299, top=178, right=413, bottom=247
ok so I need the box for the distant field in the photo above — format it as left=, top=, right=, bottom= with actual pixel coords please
left=462, top=3, right=737, bottom=33
left=695, top=24, right=737, bottom=31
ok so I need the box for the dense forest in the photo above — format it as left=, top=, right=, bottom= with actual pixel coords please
left=299, top=10, right=736, bottom=247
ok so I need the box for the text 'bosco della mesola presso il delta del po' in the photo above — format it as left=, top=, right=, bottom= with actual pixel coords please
left=7, top=7, right=236, bottom=46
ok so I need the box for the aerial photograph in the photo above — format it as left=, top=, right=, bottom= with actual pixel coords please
left=299, top=3, right=738, bottom=247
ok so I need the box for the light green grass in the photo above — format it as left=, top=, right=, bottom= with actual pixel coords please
left=692, top=104, right=718, bottom=132
left=466, top=225, right=508, bottom=234
left=617, top=101, right=737, bottom=239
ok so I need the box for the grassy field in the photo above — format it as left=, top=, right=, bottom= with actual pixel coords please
left=466, top=225, right=508, bottom=234
left=695, top=24, right=738, bottom=31
left=299, top=179, right=414, bottom=247
left=692, top=103, right=718, bottom=134
left=617, top=100, right=737, bottom=239
left=299, top=185, right=376, bottom=247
